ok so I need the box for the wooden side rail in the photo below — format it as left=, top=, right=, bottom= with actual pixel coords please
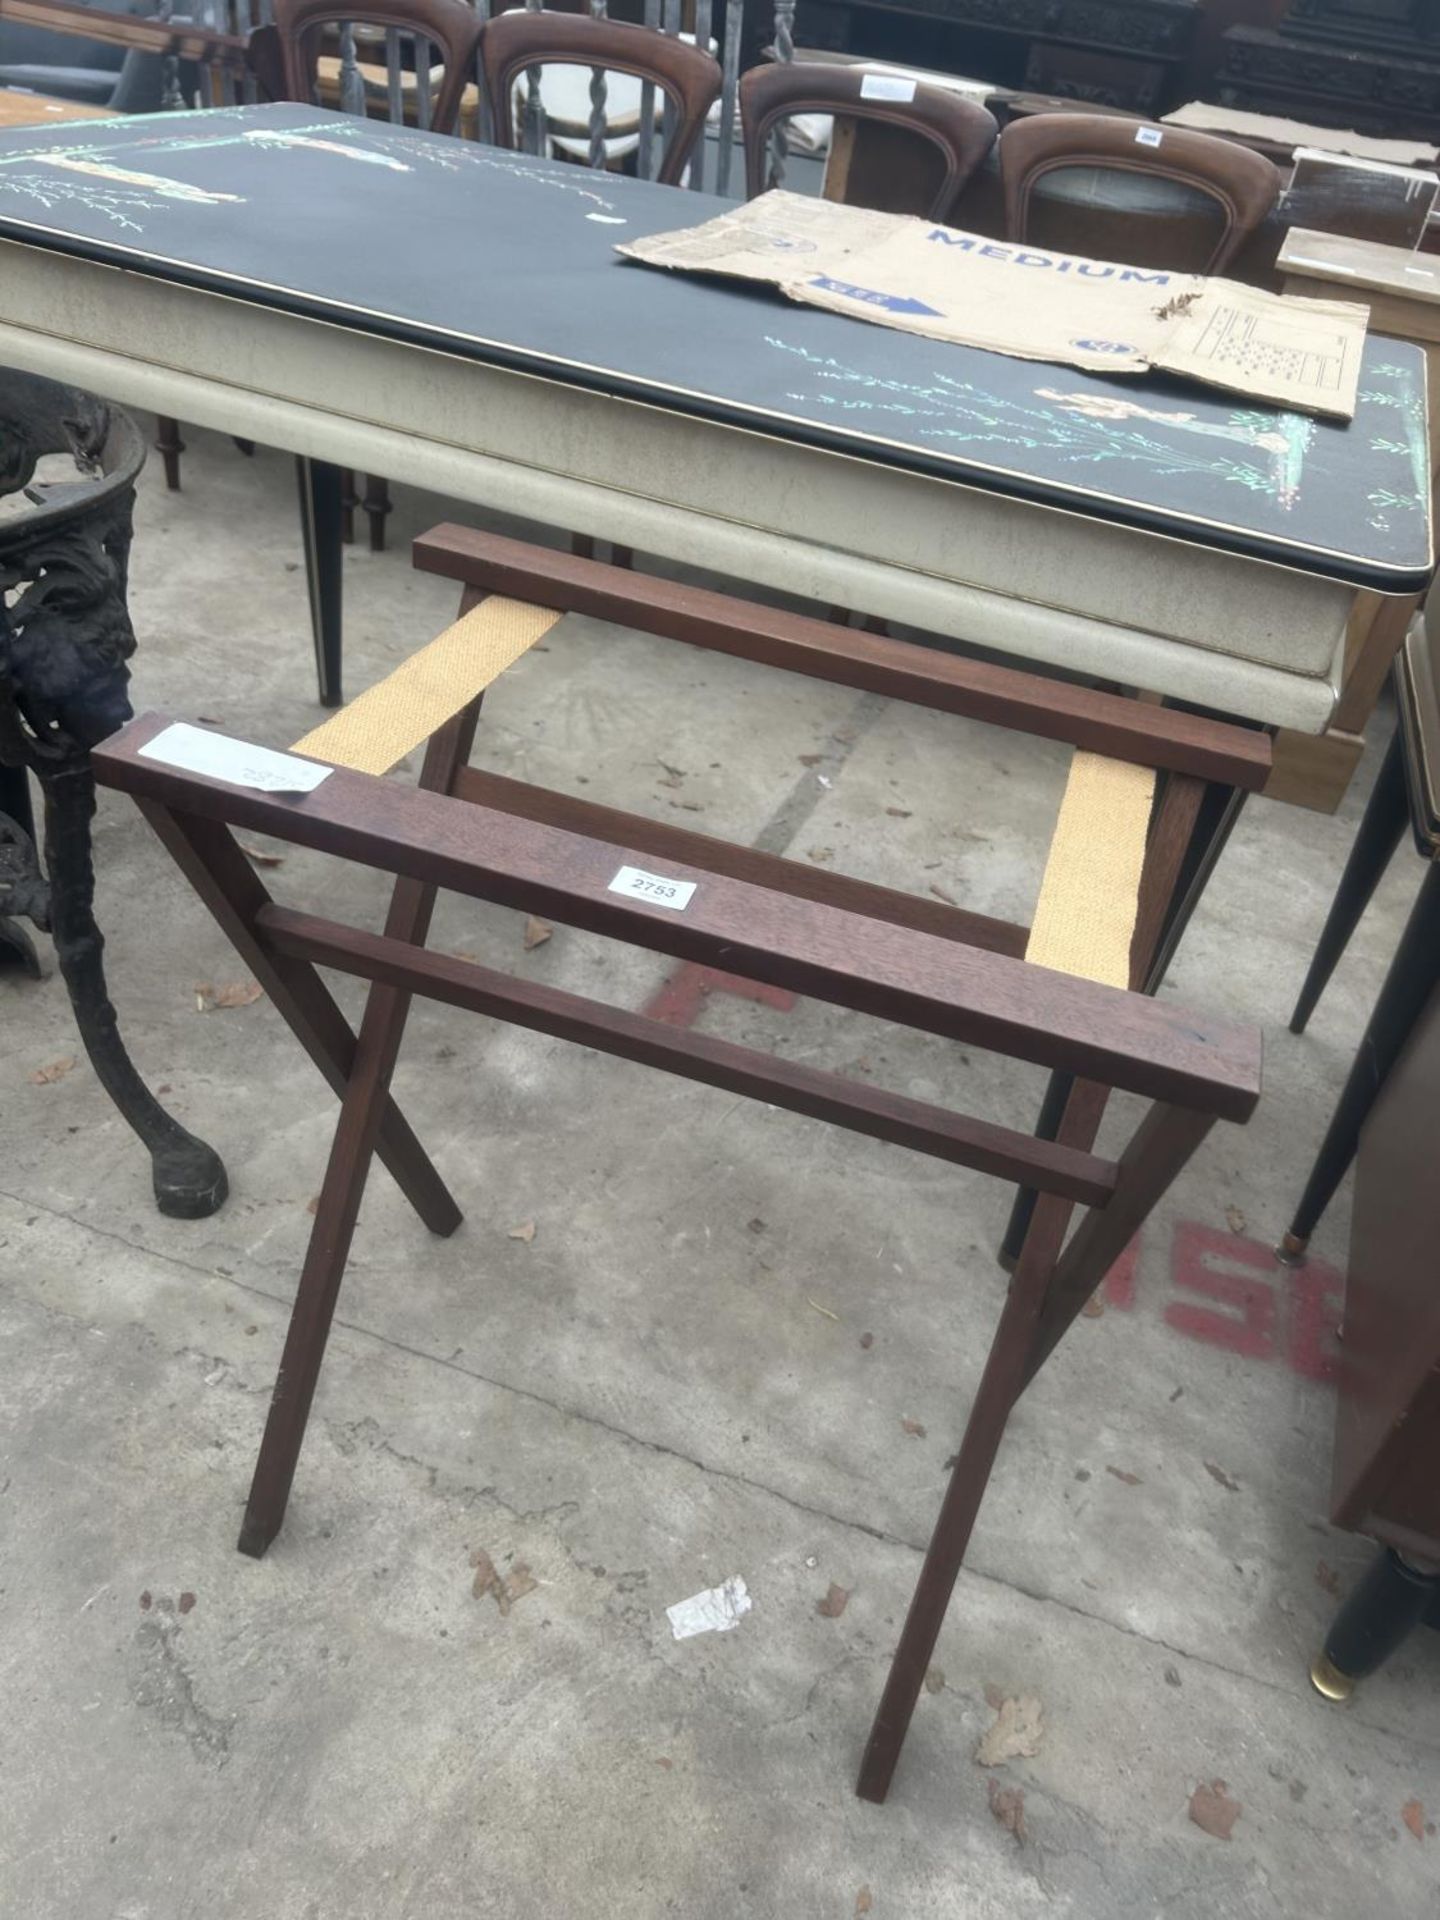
left=452, top=765, right=1028, bottom=960
left=95, top=713, right=1262, bottom=1120
left=258, top=904, right=1120, bottom=1206
left=413, top=525, right=1274, bottom=793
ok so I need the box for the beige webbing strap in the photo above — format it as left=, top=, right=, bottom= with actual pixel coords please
left=291, top=595, right=563, bottom=776
left=1025, top=751, right=1155, bottom=989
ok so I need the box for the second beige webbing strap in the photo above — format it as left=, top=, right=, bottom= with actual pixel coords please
left=1025, top=751, right=1155, bottom=990
left=291, top=595, right=563, bottom=777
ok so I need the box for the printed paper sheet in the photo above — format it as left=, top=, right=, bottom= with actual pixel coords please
left=619, top=192, right=1368, bottom=418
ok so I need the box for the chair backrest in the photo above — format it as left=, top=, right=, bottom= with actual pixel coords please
left=267, top=0, right=481, bottom=133
left=480, top=9, right=721, bottom=189
left=999, top=112, right=1281, bottom=276
left=740, top=62, right=997, bottom=220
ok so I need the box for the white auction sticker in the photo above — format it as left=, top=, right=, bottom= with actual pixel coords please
left=1135, top=126, right=1163, bottom=147
left=860, top=73, right=917, bottom=102
left=138, top=722, right=332, bottom=794
left=607, top=864, right=696, bottom=911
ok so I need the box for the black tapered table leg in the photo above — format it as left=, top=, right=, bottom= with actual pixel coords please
left=295, top=455, right=344, bottom=709
left=1291, top=724, right=1408, bottom=1036
left=1311, top=1546, right=1440, bottom=1699
left=1281, top=863, right=1440, bottom=1263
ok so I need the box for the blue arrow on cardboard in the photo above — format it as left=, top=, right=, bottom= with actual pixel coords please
left=807, top=275, right=941, bottom=316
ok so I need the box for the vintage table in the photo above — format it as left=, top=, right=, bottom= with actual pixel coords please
left=1277, top=225, right=1440, bottom=809
left=0, top=100, right=1428, bottom=1220
left=0, top=85, right=109, bottom=130
left=0, top=104, right=1428, bottom=743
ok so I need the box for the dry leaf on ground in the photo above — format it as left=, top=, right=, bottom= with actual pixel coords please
left=1106, top=1465, right=1142, bottom=1486
left=29, top=1056, right=76, bottom=1086
left=1204, top=1462, right=1240, bottom=1492
left=1189, top=1779, right=1241, bottom=1840
left=523, top=916, right=553, bottom=951
left=194, top=980, right=262, bottom=1012
left=854, top=1890, right=873, bottom=1916
left=1081, top=1295, right=1104, bottom=1318
left=900, top=1417, right=927, bottom=1439
left=885, top=807, right=911, bottom=819
left=816, top=1583, right=850, bottom=1619
left=976, top=1694, right=1044, bottom=1767
left=859, top=1331, right=874, bottom=1350
left=1225, top=1204, right=1247, bottom=1234
left=239, top=842, right=285, bottom=868
left=808, top=846, right=834, bottom=864
left=1402, top=1798, right=1426, bottom=1841
left=470, top=1548, right=501, bottom=1602
left=928, top=882, right=958, bottom=906
left=507, top=1220, right=537, bottom=1244
left=470, top=1549, right=538, bottom=1615
left=987, top=1778, right=1026, bottom=1843
left=924, top=1666, right=945, bottom=1694
left=499, top=1563, right=538, bottom=1615
left=1315, top=1561, right=1340, bottom=1596
left=984, top=1682, right=1006, bottom=1710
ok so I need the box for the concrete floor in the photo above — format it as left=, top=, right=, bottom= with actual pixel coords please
left=3, top=430, right=1438, bottom=1919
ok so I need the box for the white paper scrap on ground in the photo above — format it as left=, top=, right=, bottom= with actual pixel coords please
left=139, top=722, right=332, bottom=794
left=618, top=191, right=1368, bottom=418
left=666, top=1575, right=753, bottom=1640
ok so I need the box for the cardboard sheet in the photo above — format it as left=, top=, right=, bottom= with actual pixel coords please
left=1163, top=100, right=1440, bottom=168
left=619, top=192, right=1369, bottom=419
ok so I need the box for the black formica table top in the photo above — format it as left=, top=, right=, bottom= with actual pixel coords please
left=0, top=103, right=1431, bottom=593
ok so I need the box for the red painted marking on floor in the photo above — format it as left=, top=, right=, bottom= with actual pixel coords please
left=1165, top=1222, right=1278, bottom=1361
left=1103, top=1235, right=1141, bottom=1310
left=644, top=962, right=797, bottom=1030
left=1159, top=1221, right=1344, bottom=1381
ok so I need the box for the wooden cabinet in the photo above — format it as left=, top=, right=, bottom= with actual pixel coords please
left=793, top=0, right=1199, bottom=112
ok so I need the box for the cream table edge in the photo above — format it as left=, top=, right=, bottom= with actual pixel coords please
left=0, top=249, right=1354, bottom=732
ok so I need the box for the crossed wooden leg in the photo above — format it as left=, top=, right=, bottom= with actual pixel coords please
left=238, top=702, right=481, bottom=1556
left=857, top=756, right=1220, bottom=1802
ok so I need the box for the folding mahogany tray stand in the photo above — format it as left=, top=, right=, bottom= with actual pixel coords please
left=92, top=529, right=1267, bottom=1804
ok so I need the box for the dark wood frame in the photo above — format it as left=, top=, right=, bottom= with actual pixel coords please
left=91, top=530, right=1266, bottom=1804
left=739, top=59, right=998, bottom=216
left=999, top=108, right=1283, bottom=274
left=480, top=9, right=722, bottom=187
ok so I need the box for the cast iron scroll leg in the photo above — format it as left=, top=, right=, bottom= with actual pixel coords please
left=295, top=456, right=345, bottom=708
left=0, top=762, right=41, bottom=974
left=1289, top=723, right=1408, bottom=1038
left=0, top=800, right=44, bottom=978
left=1312, top=1546, right=1440, bottom=1700
left=39, top=759, right=228, bottom=1218
left=1281, top=862, right=1440, bottom=1265
left=238, top=701, right=480, bottom=1558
